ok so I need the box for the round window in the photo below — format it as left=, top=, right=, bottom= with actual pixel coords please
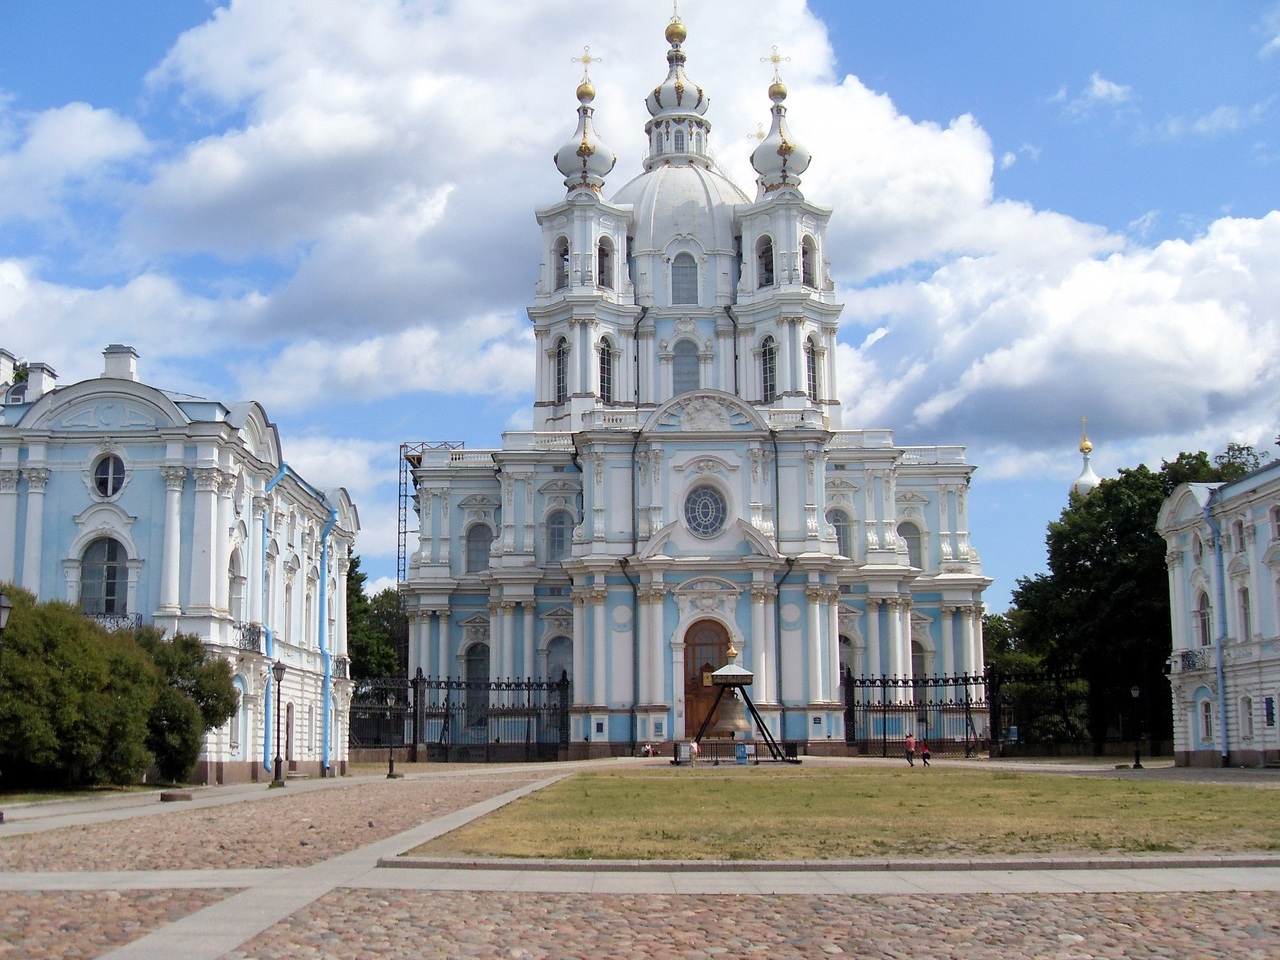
left=684, top=485, right=727, bottom=538
left=94, top=454, right=126, bottom=497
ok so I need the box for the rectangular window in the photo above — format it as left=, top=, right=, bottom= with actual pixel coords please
left=1200, top=700, right=1213, bottom=742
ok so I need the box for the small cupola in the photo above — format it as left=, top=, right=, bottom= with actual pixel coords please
left=553, top=47, right=617, bottom=195
left=1070, top=419, right=1102, bottom=498
left=642, top=14, right=712, bottom=170
left=750, top=48, right=811, bottom=196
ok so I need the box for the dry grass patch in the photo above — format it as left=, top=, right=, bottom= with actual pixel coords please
left=411, top=766, right=1280, bottom=860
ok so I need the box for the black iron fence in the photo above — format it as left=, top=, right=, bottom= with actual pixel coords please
left=842, top=669, right=1091, bottom=758
left=843, top=673, right=987, bottom=757
left=349, top=672, right=571, bottom=763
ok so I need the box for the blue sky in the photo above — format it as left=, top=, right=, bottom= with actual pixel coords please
left=2, top=1, right=1278, bottom=607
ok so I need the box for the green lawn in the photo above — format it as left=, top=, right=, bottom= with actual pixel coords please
left=410, top=766, right=1280, bottom=860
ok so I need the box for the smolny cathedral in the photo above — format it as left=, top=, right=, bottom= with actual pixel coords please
left=400, top=17, right=991, bottom=757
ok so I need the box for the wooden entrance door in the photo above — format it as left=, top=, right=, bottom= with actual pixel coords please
left=684, top=620, right=730, bottom=739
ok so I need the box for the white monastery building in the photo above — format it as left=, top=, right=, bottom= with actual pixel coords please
left=0, top=344, right=359, bottom=783
left=401, top=18, right=990, bottom=757
left=1158, top=460, right=1280, bottom=766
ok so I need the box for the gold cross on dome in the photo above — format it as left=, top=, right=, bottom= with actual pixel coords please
left=762, top=45, right=791, bottom=82
left=671, top=1, right=682, bottom=25
left=572, top=46, right=601, bottom=82
left=748, top=123, right=766, bottom=142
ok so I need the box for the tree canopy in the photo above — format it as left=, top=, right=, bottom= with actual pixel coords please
left=345, top=556, right=403, bottom=679
left=1004, top=445, right=1265, bottom=749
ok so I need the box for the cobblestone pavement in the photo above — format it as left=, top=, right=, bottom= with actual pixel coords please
left=0, top=889, right=234, bottom=960
left=0, top=772, right=541, bottom=872
left=230, top=889, right=1280, bottom=959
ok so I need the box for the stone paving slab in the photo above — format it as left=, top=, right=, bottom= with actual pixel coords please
left=225, top=889, right=1280, bottom=960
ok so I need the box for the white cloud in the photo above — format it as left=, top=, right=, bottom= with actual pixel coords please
left=0, top=101, right=148, bottom=221
left=1154, top=100, right=1271, bottom=139
left=999, top=151, right=1017, bottom=169
left=1060, top=72, right=1134, bottom=120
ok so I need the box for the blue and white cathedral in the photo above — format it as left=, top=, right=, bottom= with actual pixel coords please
left=401, top=17, right=990, bottom=756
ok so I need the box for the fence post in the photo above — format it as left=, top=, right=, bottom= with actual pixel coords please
left=411, top=669, right=424, bottom=762
left=987, top=667, right=1001, bottom=748
left=558, top=671, right=571, bottom=748
left=880, top=678, right=888, bottom=758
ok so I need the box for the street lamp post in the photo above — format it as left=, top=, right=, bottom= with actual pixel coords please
left=386, top=694, right=402, bottom=779
left=272, top=660, right=286, bottom=787
left=1130, top=684, right=1143, bottom=770
left=0, top=590, right=12, bottom=824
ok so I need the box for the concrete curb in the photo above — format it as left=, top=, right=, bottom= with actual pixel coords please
left=379, top=853, right=1280, bottom=873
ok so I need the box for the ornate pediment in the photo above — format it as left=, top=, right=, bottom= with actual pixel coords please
left=897, top=492, right=930, bottom=505
left=646, top=391, right=767, bottom=435
left=52, top=399, right=166, bottom=431
left=539, top=604, right=574, bottom=638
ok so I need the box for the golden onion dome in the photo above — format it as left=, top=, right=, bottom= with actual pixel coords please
left=1080, top=436, right=1094, bottom=454
left=769, top=80, right=788, bottom=101
left=665, top=20, right=687, bottom=44
left=576, top=80, right=596, bottom=103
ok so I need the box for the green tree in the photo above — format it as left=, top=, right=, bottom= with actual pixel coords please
left=0, top=587, right=157, bottom=787
left=346, top=556, right=399, bottom=679
left=1008, top=446, right=1262, bottom=750
left=135, top=628, right=237, bottom=783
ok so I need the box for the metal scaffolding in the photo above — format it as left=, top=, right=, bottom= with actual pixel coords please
left=397, top=441, right=465, bottom=584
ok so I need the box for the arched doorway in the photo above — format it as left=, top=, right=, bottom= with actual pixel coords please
left=684, top=619, right=730, bottom=738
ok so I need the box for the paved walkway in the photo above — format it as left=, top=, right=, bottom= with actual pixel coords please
left=0, top=758, right=1277, bottom=959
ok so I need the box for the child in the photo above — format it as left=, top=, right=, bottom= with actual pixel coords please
left=920, top=740, right=931, bottom=767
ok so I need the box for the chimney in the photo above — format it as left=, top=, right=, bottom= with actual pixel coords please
left=0, top=348, right=14, bottom=387
left=103, top=344, right=139, bottom=381
left=25, top=362, right=57, bottom=400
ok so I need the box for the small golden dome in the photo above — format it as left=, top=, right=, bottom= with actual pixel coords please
left=769, top=80, right=788, bottom=101
left=665, top=20, right=687, bottom=44
left=576, top=80, right=596, bottom=103
left=1080, top=436, right=1093, bottom=454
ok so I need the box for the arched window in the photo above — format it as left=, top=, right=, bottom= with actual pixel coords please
left=465, top=642, right=490, bottom=725
left=695, top=131, right=704, bottom=153
left=598, top=338, right=614, bottom=404
left=671, top=252, right=698, bottom=304
left=1200, top=699, right=1213, bottom=742
left=801, top=235, right=817, bottom=287
left=911, top=640, right=927, bottom=694
left=94, top=454, right=126, bottom=497
left=672, top=339, right=700, bottom=395
left=546, top=636, right=572, bottom=682
left=1239, top=587, right=1252, bottom=640
left=826, top=508, right=853, bottom=558
left=554, top=337, right=569, bottom=405
left=674, top=128, right=686, bottom=152
left=465, top=523, right=494, bottom=573
left=1232, top=519, right=1245, bottom=552
left=898, top=521, right=923, bottom=569
left=546, top=510, right=572, bottom=562
left=1271, top=506, right=1280, bottom=540
left=1241, top=696, right=1255, bottom=739
left=597, top=239, right=614, bottom=290
left=81, top=536, right=126, bottom=615
left=553, top=236, right=569, bottom=290
left=805, top=337, right=820, bottom=401
left=760, top=336, right=777, bottom=403
left=229, top=550, right=246, bottom=622
left=1196, top=593, right=1212, bottom=647
left=756, top=236, right=774, bottom=288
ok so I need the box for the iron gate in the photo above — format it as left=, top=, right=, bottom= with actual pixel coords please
left=843, top=673, right=986, bottom=757
left=349, top=672, right=572, bottom=763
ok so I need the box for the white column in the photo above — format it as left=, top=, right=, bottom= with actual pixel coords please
left=637, top=588, right=652, bottom=703
left=806, top=585, right=823, bottom=706
left=488, top=602, right=502, bottom=681
left=940, top=605, right=956, bottom=681
left=971, top=606, right=985, bottom=677
left=501, top=600, right=516, bottom=680
left=592, top=587, right=607, bottom=707
left=158, top=466, right=186, bottom=614
left=214, top=472, right=234, bottom=614
left=189, top=467, right=219, bottom=614
left=0, top=468, right=20, bottom=584
left=335, top=554, right=350, bottom=658
left=777, top=319, right=794, bottom=394
left=961, top=604, right=977, bottom=699
left=649, top=585, right=666, bottom=706
left=866, top=598, right=882, bottom=679
left=751, top=584, right=770, bottom=706
left=762, top=587, right=778, bottom=703
left=672, top=638, right=686, bottom=740
left=436, top=611, right=450, bottom=680
left=572, top=592, right=587, bottom=706
left=20, top=467, right=49, bottom=596
left=522, top=602, right=535, bottom=680
left=899, top=600, right=914, bottom=685
left=826, top=589, right=841, bottom=703
left=248, top=495, right=265, bottom=623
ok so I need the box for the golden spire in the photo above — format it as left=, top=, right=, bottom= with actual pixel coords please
left=761, top=45, right=791, bottom=100
left=572, top=45, right=601, bottom=102
left=666, top=1, right=687, bottom=44
left=1079, top=416, right=1093, bottom=454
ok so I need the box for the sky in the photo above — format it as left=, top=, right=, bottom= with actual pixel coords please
left=2, top=0, right=1278, bottom=609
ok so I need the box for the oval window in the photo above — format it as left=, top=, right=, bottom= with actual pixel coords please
left=684, top=485, right=727, bottom=538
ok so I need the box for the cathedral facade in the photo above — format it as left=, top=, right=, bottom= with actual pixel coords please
left=401, top=19, right=989, bottom=756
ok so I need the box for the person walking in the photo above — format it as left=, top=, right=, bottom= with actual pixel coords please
left=920, top=740, right=931, bottom=766
left=905, top=733, right=916, bottom=767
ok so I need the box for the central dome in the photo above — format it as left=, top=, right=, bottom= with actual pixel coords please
left=609, top=162, right=748, bottom=254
